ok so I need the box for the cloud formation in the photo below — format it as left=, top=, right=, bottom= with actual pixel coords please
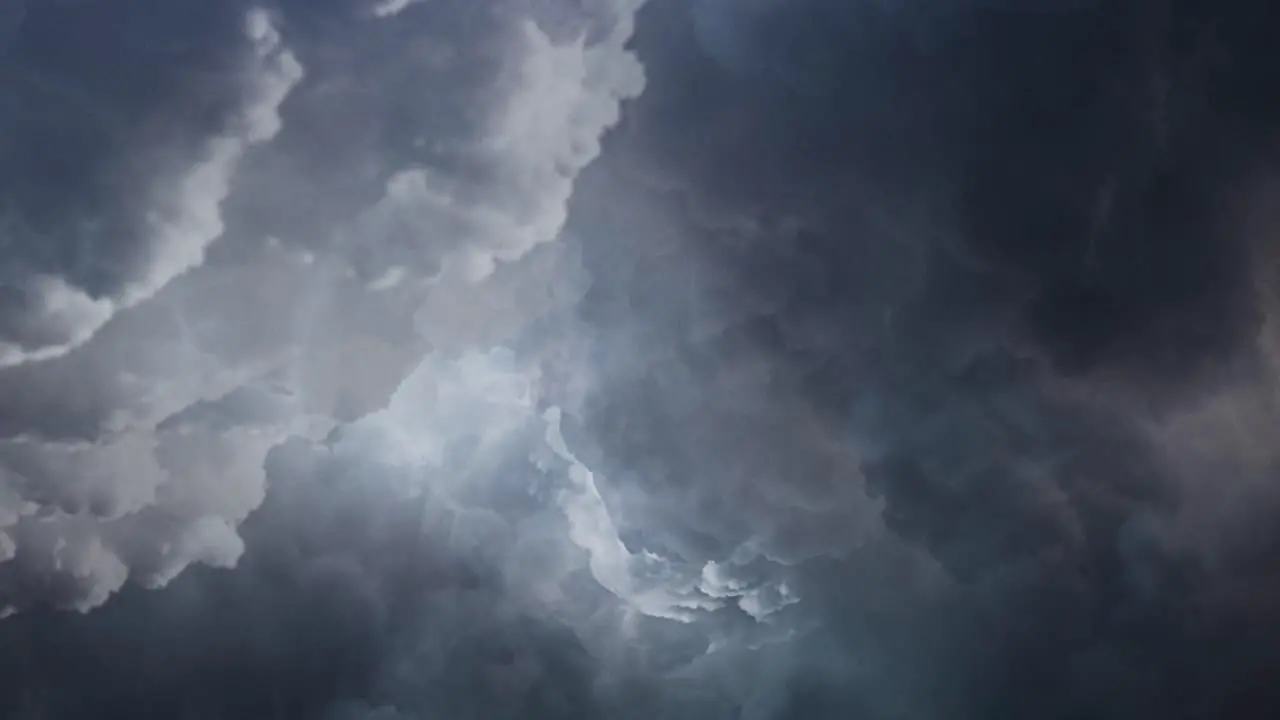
left=4, top=0, right=1280, bottom=719
left=0, top=7, right=302, bottom=367
left=567, top=1, right=1280, bottom=716
left=0, top=0, right=647, bottom=615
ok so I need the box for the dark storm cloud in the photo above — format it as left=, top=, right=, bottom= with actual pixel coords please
left=0, top=0, right=707, bottom=715
left=5, top=0, right=1280, bottom=718
left=0, top=349, right=751, bottom=719
left=0, top=425, right=605, bottom=719
left=552, top=0, right=1280, bottom=716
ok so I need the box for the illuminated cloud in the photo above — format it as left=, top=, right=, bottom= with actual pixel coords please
left=3, top=1, right=1280, bottom=719
left=0, top=0, right=648, bottom=615
left=0, top=8, right=302, bottom=368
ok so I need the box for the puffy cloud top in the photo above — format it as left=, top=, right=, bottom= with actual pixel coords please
left=0, top=0, right=647, bottom=615
left=4, top=1, right=1280, bottom=719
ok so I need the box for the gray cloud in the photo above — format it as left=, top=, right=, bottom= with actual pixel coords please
left=0, top=7, right=302, bottom=367
left=554, top=0, right=1280, bottom=716
left=0, top=0, right=647, bottom=615
left=4, top=0, right=1280, bottom=719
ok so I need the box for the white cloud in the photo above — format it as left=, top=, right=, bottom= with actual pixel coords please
left=349, top=6, right=646, bottom=286
left=0, top=8, right=303, bottom=369
left=542, top=406, right=731, bottom=623
left=0, top=9, right=312, bottom=613
left=0, top=0, right=656, bottom=622
left=370, top=0, right=420, bottom=17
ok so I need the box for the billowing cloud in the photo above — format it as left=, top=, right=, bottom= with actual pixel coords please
left=342, top=0, right=644, bottom=285
left=0, top=7, right=302, bottom=367
left=0, top=0, right=648, bottom=615
left=4, top=0, right=1280, bottom=719
left=544, top=0, right=1280, bottom=716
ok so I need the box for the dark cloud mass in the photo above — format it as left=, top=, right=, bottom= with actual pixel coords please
left=2, top=0, right=1280, bottom=718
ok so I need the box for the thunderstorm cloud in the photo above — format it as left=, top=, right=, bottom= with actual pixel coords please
left=2, top=1, right=1280, bottom=719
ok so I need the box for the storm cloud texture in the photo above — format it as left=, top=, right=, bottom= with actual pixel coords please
left=2, top=0, right=1280, bottom=718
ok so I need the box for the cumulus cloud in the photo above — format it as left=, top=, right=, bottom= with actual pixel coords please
left=549, top=0, right=1280, bottom=716
left=0, top=0, right=649, bottom=615
left=4, top=0, right=1280, bottom=719
left=0, top=8, right=302, bottom=368
left=345, top=2, right=645, bottom=285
